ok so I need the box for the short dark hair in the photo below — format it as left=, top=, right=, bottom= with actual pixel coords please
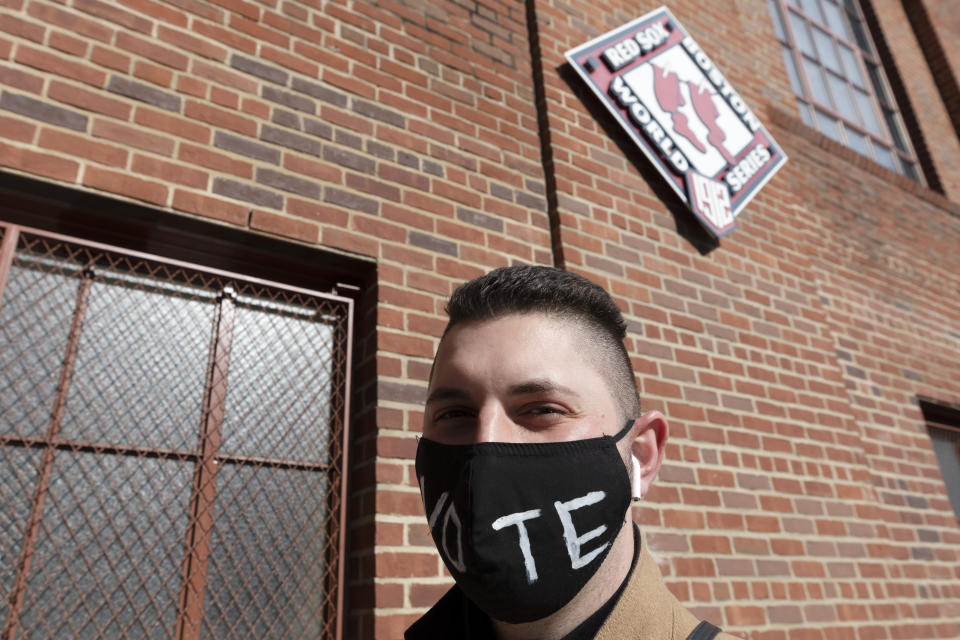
left=443, top=265, right=641, bottom=419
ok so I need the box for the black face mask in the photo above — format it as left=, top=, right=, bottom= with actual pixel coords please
left=415, top=421, right=633, bottom=624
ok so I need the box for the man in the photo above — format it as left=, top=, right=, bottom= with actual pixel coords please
left=406, top=266, right=736, bottom=640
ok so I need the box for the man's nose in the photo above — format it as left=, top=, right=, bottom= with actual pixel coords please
left=474, top=406, right=513, bottom=443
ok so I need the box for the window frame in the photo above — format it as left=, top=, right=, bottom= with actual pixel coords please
left=0, top=221, right=355, bottom=640
left=769, top=0, right=924, bottom=182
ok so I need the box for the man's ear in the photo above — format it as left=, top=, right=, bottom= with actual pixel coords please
left=630, top=410, right=669, bottom=500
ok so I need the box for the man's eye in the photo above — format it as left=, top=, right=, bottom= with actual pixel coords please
left=434, top=407, right=473, bottom=421
left=525, top=405, right=565, bottom=416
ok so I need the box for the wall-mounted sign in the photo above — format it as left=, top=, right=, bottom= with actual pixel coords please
left=565, top=7, right=787, bottom=238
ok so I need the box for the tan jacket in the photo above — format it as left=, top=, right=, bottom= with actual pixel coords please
left=406, top=528, right=741, bottom=640
left=596, top=531, right=740, bottom=640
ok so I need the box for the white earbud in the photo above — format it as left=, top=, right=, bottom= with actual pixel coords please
left=631, top=455, right=643, bottom=502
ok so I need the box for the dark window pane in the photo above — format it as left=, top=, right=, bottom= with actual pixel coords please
left=813, top=27, right=842, bottom=74
left=200, top=463, right=331, bottom=639
left=874, top=144, right=896, bottom=171
left=854, top=89, right=883, bottom=136
left=866, top=62, right=889, bottom=104
left=849, top=12, right=871, bottom=52
left=883, top=107, right=906, bottom=151
left=838, top=44, right=864, bottom=87
left=823, top=0, right=851, bottom=39
left=0, top=446, right=43, bottom=625
left=790, top=12, right=816, bottom=58
left=60, top=272, right=217, bottom=450
left=846, top=128, right=870, bottom=156
left=901, top=159, right=920, bottom=182
left=801, top=0, right=825, bottom=23
left=220, top=296, right=336, bottom=464
left=929, top=428, right=960, bottom=521
left=816, top=110, right=842, bottom=142
left=769, top=0, right=787, bottom=41
left=16, top=452, right=192, bottom=639
left=0, top=252, right=80, bottom=439
left=803, top=58, right=834, bottom=107
left=827, top=72, right=858, bottom=123
left=781, top=45, right=805, bottom=96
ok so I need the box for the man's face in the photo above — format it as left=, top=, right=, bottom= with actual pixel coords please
left=424, top=313, right=624, bottom=446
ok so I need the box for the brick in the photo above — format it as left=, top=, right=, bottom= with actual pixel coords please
left=214, top=131, right=281, bottom=164
left=49, top=31, right=88, bottom=57
left=345, top=174, right=401, bottom=202
left=107, top=76, right=180, bottom=112
left=409, top=583, right=450, bottom=608
left=352, top=98, right=405, bottom=127
left=271, top=108, right=301, bottom=129
left=303, top=117, right=333, bottom=141
left=322, top=104, right=374, bottom=135
left=0, top=92, right=88, bottom=132
left=39, top=129, right=125, bottom=167
left=92, top=118, right=173, bottom=155
left=291, top=77, right=347, bottom=107
left=256, top=167, right=321, bottom=199
left=262, top=86, right=315, bottom=114
left=0, top=141, right=79, bottom=182
left=379, top=164, right=429, bottom=191
left=0, top=65, right=43, bottom=94
left=157, top=25, right=227, bottom=62
left=260, top=43, right=317, bottom=78
left=184, top=100, right=256, bottom=136
left=0, top=114, right=35, bottom=143
left=325, top=187, right=379, bottom=215
left=673, top=557, right=715, bottom=577
left=409, top=231, right=457, bottom=257
left=134, top=108, right=209, bottom=144
left=287, top=198, right=349, bottom=227
left=230, top=53, right=288, bottom=85
left=132, top=154, right=208, bottom=189
left=0, top=14, right=45, bottom=42
left=178, top=143, right=252, bottom=178
left=83, top=165, right=167, bottom=205
left=25, top=3, right=113, bottom=42
left=172, top=189, right=247, bottom=225
left=281, top=153, right=340, bottom=182
left=48, top=81, right=131, bottom=120
left=323, top=145, right=375, bottom=174
left=212, top=177, right=282, bottom=209
left=90, top=46, right=130, bottom=73
left=191, top=60, right=257, bottom=94
left=116, top=32, right=188, bottom=70
left=16, top=46, right=105, bottom=87
left=260, top=125, right=322, bottom=156
left=250, top=209, right=318, bottom=243
left=456, top=205, right=503, bottom=232
left=323, top=226, right=378, bottom=257
left=74, top=0, right=152, bottom=33
left=726, top=605, right=766, bottom=626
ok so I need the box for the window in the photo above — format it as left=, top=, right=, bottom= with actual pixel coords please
left=0, top=222, right=352, bottom=639
left=919, top=399, right=960, bottom=524
left=768, top=0, right=922, bottom=182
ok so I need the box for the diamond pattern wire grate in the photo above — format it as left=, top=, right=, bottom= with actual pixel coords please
left=0, top=229, right=348, bottom=640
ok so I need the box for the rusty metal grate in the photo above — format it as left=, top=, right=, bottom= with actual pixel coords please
left=0, top=223, right=352, bottom=639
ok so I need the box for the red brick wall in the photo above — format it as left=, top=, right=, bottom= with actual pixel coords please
left=532, top=1, right=960, bottom=638
left=1, top=1, right=959, bottom=639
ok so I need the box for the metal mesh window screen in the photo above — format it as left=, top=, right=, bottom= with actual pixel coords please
left=0, top=223, right=352, bottom=640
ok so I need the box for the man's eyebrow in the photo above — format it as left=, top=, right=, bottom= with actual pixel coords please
left=508, top=379, right=581, bottom=398
left=425, top=380, right=580, bottom=404
left=425, top=387, right=471, bottom=404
